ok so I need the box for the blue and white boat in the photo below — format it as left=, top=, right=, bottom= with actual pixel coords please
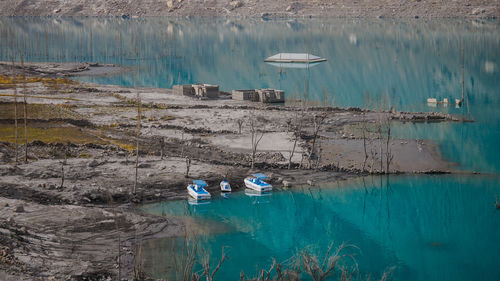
left=187, top=180, right=211, bottom=200
left=220, top=180, right=232, bottom=192
left=244, top=173, right=272, bottom=192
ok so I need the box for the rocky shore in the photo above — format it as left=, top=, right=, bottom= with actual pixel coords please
left=0, top=0, right=498, bottom=18
left=0, top=61, right=470, bottom=280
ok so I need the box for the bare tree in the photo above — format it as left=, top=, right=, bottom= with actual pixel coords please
left=19, top=54, right=28, bottom=163
left=288, top=108, right=304, bottom=169
left=9, top=53, right=18, bottom=165
left=236, top=119, right=244, bottom=134
left=180, top=129, right=186, bottom=157
left=159, top=136, right=165, bottom=160
left=377, top=115, right=383, bottom=174
left=369, top=147, right=376, bottom=174
left=384, top=109, right=394, bottom=174
left=172, top=233, right=200, bottom=281
left=301, top=242, right=357, bottom=281
left=308, top=113, right=327, bottom=169
left=59, top=160, right=65, bottom=189
left=249, top=114, right=265, bottom=169
left=134, top=71, right=141, bottom=194
left=201, top=247, right=227, bottom=281
left=361, top=95, right=371, bottom=172
left=185, top=157, right=191, bottom=178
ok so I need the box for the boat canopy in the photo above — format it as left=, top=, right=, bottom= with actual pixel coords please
left=264, top=53, right=327, bottom=63
left=193, top=180, right=208, bottom=187
left=252, top=173, right=268, bottom=179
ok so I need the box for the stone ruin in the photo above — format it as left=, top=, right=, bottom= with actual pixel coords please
left=231, top=89, right=285, bottom=103
left=173, top=84, right=219, bottom=99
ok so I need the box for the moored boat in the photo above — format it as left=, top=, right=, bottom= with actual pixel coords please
left=244, top=173, right=272, bottom=192
left=187, top=180, right=211, bottom=200
left=220, top=180, right=232, bottom=192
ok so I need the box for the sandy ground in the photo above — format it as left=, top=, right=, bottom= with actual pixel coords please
left=0, top=0, right=497, bottom=18
left=0, top=61, right=468, bottom=280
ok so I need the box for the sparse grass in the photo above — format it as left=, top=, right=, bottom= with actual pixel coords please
left=0, top=124, right=106, bottom=144
left=0, top=103, right=79, bottom=120
left=78, top=153, right=92, bottom=158
left=99, top=136, right=136, bottom=152
left=0, top=122, right=136, bottom=152
left=0, top=75, right=77, bottom=89
left=0, top=93, right=80, bottom=101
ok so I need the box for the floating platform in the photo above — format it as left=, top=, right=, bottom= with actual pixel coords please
left=264, top=53, right=327, bottom=63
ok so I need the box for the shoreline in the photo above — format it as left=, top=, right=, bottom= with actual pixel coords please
left=0, top=61, right=477, bottom=280
left=0, top=0, right=498, bottom=19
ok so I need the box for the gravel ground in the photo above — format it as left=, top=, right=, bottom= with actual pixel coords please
left=0, top=0, right=497, bottom=18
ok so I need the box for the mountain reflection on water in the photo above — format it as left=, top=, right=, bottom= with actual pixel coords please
left=1, top=18, right=498, bottom=171
left=2, top=17, right=500, bottom=281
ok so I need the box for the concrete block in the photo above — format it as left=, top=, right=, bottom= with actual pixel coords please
left=173, top=84, right=194, bottom=96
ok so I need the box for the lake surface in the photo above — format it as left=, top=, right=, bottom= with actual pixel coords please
left=142, top=175, right=500, bottom=281
left=1, top=17, right=500, bottom=280
left=1, top=17, right=499, bottom=172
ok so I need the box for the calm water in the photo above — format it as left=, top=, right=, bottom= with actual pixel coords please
left=1, top=18, right=500, bottom=280
left=142, top=175, right=500, bottom=281
left=1, top=17, right=499, bottom=172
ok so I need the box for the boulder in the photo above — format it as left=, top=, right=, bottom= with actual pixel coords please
left=88, top=159, right=100, bottom=168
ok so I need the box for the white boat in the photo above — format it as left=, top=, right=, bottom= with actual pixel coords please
left=244, top=173, right=272, bottom=192
left=187, top=180, right=211, bottom=200
left=264, top=53, right=327, bottom=63
left=220, top=180, right=232, bottom=192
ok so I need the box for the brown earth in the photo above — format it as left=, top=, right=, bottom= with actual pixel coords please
left=0, top=0, right=497, bottom=18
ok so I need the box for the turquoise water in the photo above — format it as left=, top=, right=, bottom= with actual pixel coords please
left=1, top=18, right=499, bottom=172
left=2, top=18, right=500, bottom=279
left=142, top=175, right=500, bottom=281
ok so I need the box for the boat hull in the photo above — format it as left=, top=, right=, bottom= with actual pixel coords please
left=244, top=178, right=272, bottom=192
left=220, top=181, right=232, bottom=192
left=187, top=185, right=211, bottom=200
